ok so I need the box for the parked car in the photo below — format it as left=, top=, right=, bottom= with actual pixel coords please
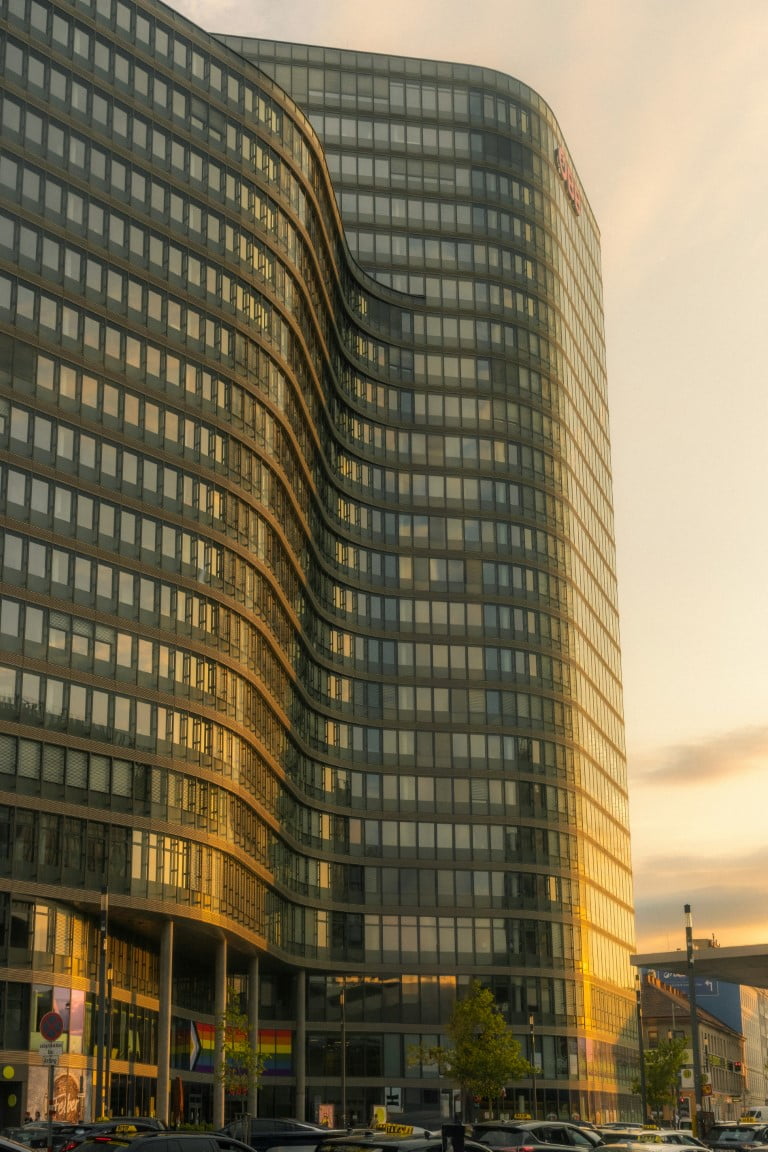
left=706, top=1128, right=768, bottom=1152
left=2, top=1125, right=89, bottom=1152
left=222, top=1128, right=332, bottom=1139
left=219, top=1121, right=346, bottom=1152
left=314, top=1136, right=493, bottom=1152
left=59, top=1122, right=167, bottom=1152
left=2, top=1129, right=52, bottom=1150
left=704, top=1130, right=737, bottom=1147
left=617, top=1133, right=709, bottom=1152
left=48, top=1129, right=95, bottom=1152
left=70, top=1132, right=254, bottom=1152
left=0, top=1137, right=40, bottom=1152
left=472, top=1123, right=604, bottom=1152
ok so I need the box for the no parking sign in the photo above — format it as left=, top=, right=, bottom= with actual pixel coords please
left=39, top=1012, right=64, bottom=1042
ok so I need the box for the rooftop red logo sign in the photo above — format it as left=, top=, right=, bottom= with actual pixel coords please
left=555, top=146, right=582, bottom=215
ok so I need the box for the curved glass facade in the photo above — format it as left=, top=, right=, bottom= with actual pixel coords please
left=0, top=0, right=637, bottom=1126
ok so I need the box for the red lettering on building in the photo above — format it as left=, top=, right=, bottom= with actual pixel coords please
left=555, top=146, right=582, bottom=215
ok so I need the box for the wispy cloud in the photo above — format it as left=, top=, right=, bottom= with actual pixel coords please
left=634, top=844, right=768, bottom=951
left=631, top=727, right=768, bottom=949
left=631, top=725, right=768, bottom=786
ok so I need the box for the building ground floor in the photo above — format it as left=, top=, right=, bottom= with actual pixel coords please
left=0, top=894, right=639, bottom=1128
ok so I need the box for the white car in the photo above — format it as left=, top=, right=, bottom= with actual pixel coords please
left=620, top=1137, right=707, bottom=1152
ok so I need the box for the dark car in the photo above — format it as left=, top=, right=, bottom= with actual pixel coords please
left=472, top=1123, right=604, bottom=1152
left=707, top=1128, right=768, bottom=1152
left=223, top=1128, right=327, bottom=1136
left=3, top=1125, right=87, bottom=1152
left=0, top=1137, right=40, bottom=1152
left=704, top=1131, right=737, bottom=1149
left=219, top=1121, right=347, bottom=1152
left=60, top=1122, right=168, bottom=1152
left=71, top=1132, right=254, bottom=1152
left=2, top=1130, right=52, bottom=1151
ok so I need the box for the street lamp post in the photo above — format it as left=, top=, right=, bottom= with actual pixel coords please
left=529, top=1015, right=537, bottom=1121
left=636, top=974, right=648, bottom=1123
left=685, top=905, right=704, bottom=1134
left=95, top=887, right=108, bottom=1120
left=105, top=963, right=113, bottom=1117
left=340, top=983, right=347, bottom=1129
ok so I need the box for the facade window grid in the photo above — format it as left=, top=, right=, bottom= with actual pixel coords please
left=1, top=336, right=580, bottom=608
left=0, top=141, right=401, bottom=395
left=0, top=527, right=575, bottom=787
left=0, top=75, right=366, bottom=358
left=0, top=82, right=561, bottom=373
left=1, top=507, right=568, bottom=671
left=0, top=0, right=635, bottom=1117
left=2, top=752, right=585, bottom=885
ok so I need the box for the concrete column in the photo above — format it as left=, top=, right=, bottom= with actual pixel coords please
left=156, top=920, right=173, bottom=1126
left=247, top=955, right=260, bottom=1116
left=294, top=969, right=306, bottom=1122
left=213, top=936, right=227, bottom=1128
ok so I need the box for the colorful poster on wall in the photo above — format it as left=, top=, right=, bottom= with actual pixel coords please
left=170, top=1020, right=292, bottom=1075
left=258, top=1029, right=292, bottom=1076
left=317, top=1104, right=335, bottom=1128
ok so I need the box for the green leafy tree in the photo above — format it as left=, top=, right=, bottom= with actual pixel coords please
left=633, top=1036, right=689, bottom=1117
left=408, top=981, right=532, bottom=1118
left=216, top=995, right=266, bottom=1107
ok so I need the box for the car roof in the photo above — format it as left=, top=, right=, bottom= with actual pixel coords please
left=474, top=1124, right=587, bottom=1131
left=317, top=1141, right=487, bottom=1152
left=75, top=1138, right=252, bottom=1151
left=233, top=1124, right=329, bottom=1134
left=711, top=1128, right=767, bottom=1136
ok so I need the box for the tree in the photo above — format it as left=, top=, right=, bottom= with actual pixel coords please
left=633, top=1036, right=689, bottom=1118
left=408, top=981, right=532, bottom=1119
left=216, top=994, right=265, bottom=1110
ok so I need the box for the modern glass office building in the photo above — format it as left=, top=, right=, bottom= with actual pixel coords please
left=0, top=0, right=637, bottom=1127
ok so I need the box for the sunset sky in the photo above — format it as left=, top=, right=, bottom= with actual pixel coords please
left=165, top=0, right=768, bottom=952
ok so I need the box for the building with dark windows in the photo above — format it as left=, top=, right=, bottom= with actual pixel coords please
left=0, top=0, right=637, bottom=1128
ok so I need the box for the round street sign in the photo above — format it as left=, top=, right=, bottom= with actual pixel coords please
left=39, top=1012, right=64, bottom=1042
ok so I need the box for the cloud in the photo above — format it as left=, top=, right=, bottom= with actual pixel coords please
left=631, top=725, right=768, bottom=787
left=633, top=843, right=768, bottom=951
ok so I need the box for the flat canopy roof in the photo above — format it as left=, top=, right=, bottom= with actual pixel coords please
left=632, top=943, right=768, bottom=989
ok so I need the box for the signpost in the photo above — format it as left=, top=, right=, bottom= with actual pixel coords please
left=39, top=1042, right=63, bottom=1066
left=39, top=1012, right=64, bottom=1152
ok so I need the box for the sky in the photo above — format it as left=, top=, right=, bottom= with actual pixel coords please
left=165, top=0, right=768, bottom=953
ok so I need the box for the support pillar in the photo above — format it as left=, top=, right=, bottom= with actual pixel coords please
left=294, top=970, right=306, bottom=1123
left=213, top=937, right=227, bottom=1128
left=248, top=955, right=260, bottom=1117
left=156, top=920, right=174, bottom=1126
